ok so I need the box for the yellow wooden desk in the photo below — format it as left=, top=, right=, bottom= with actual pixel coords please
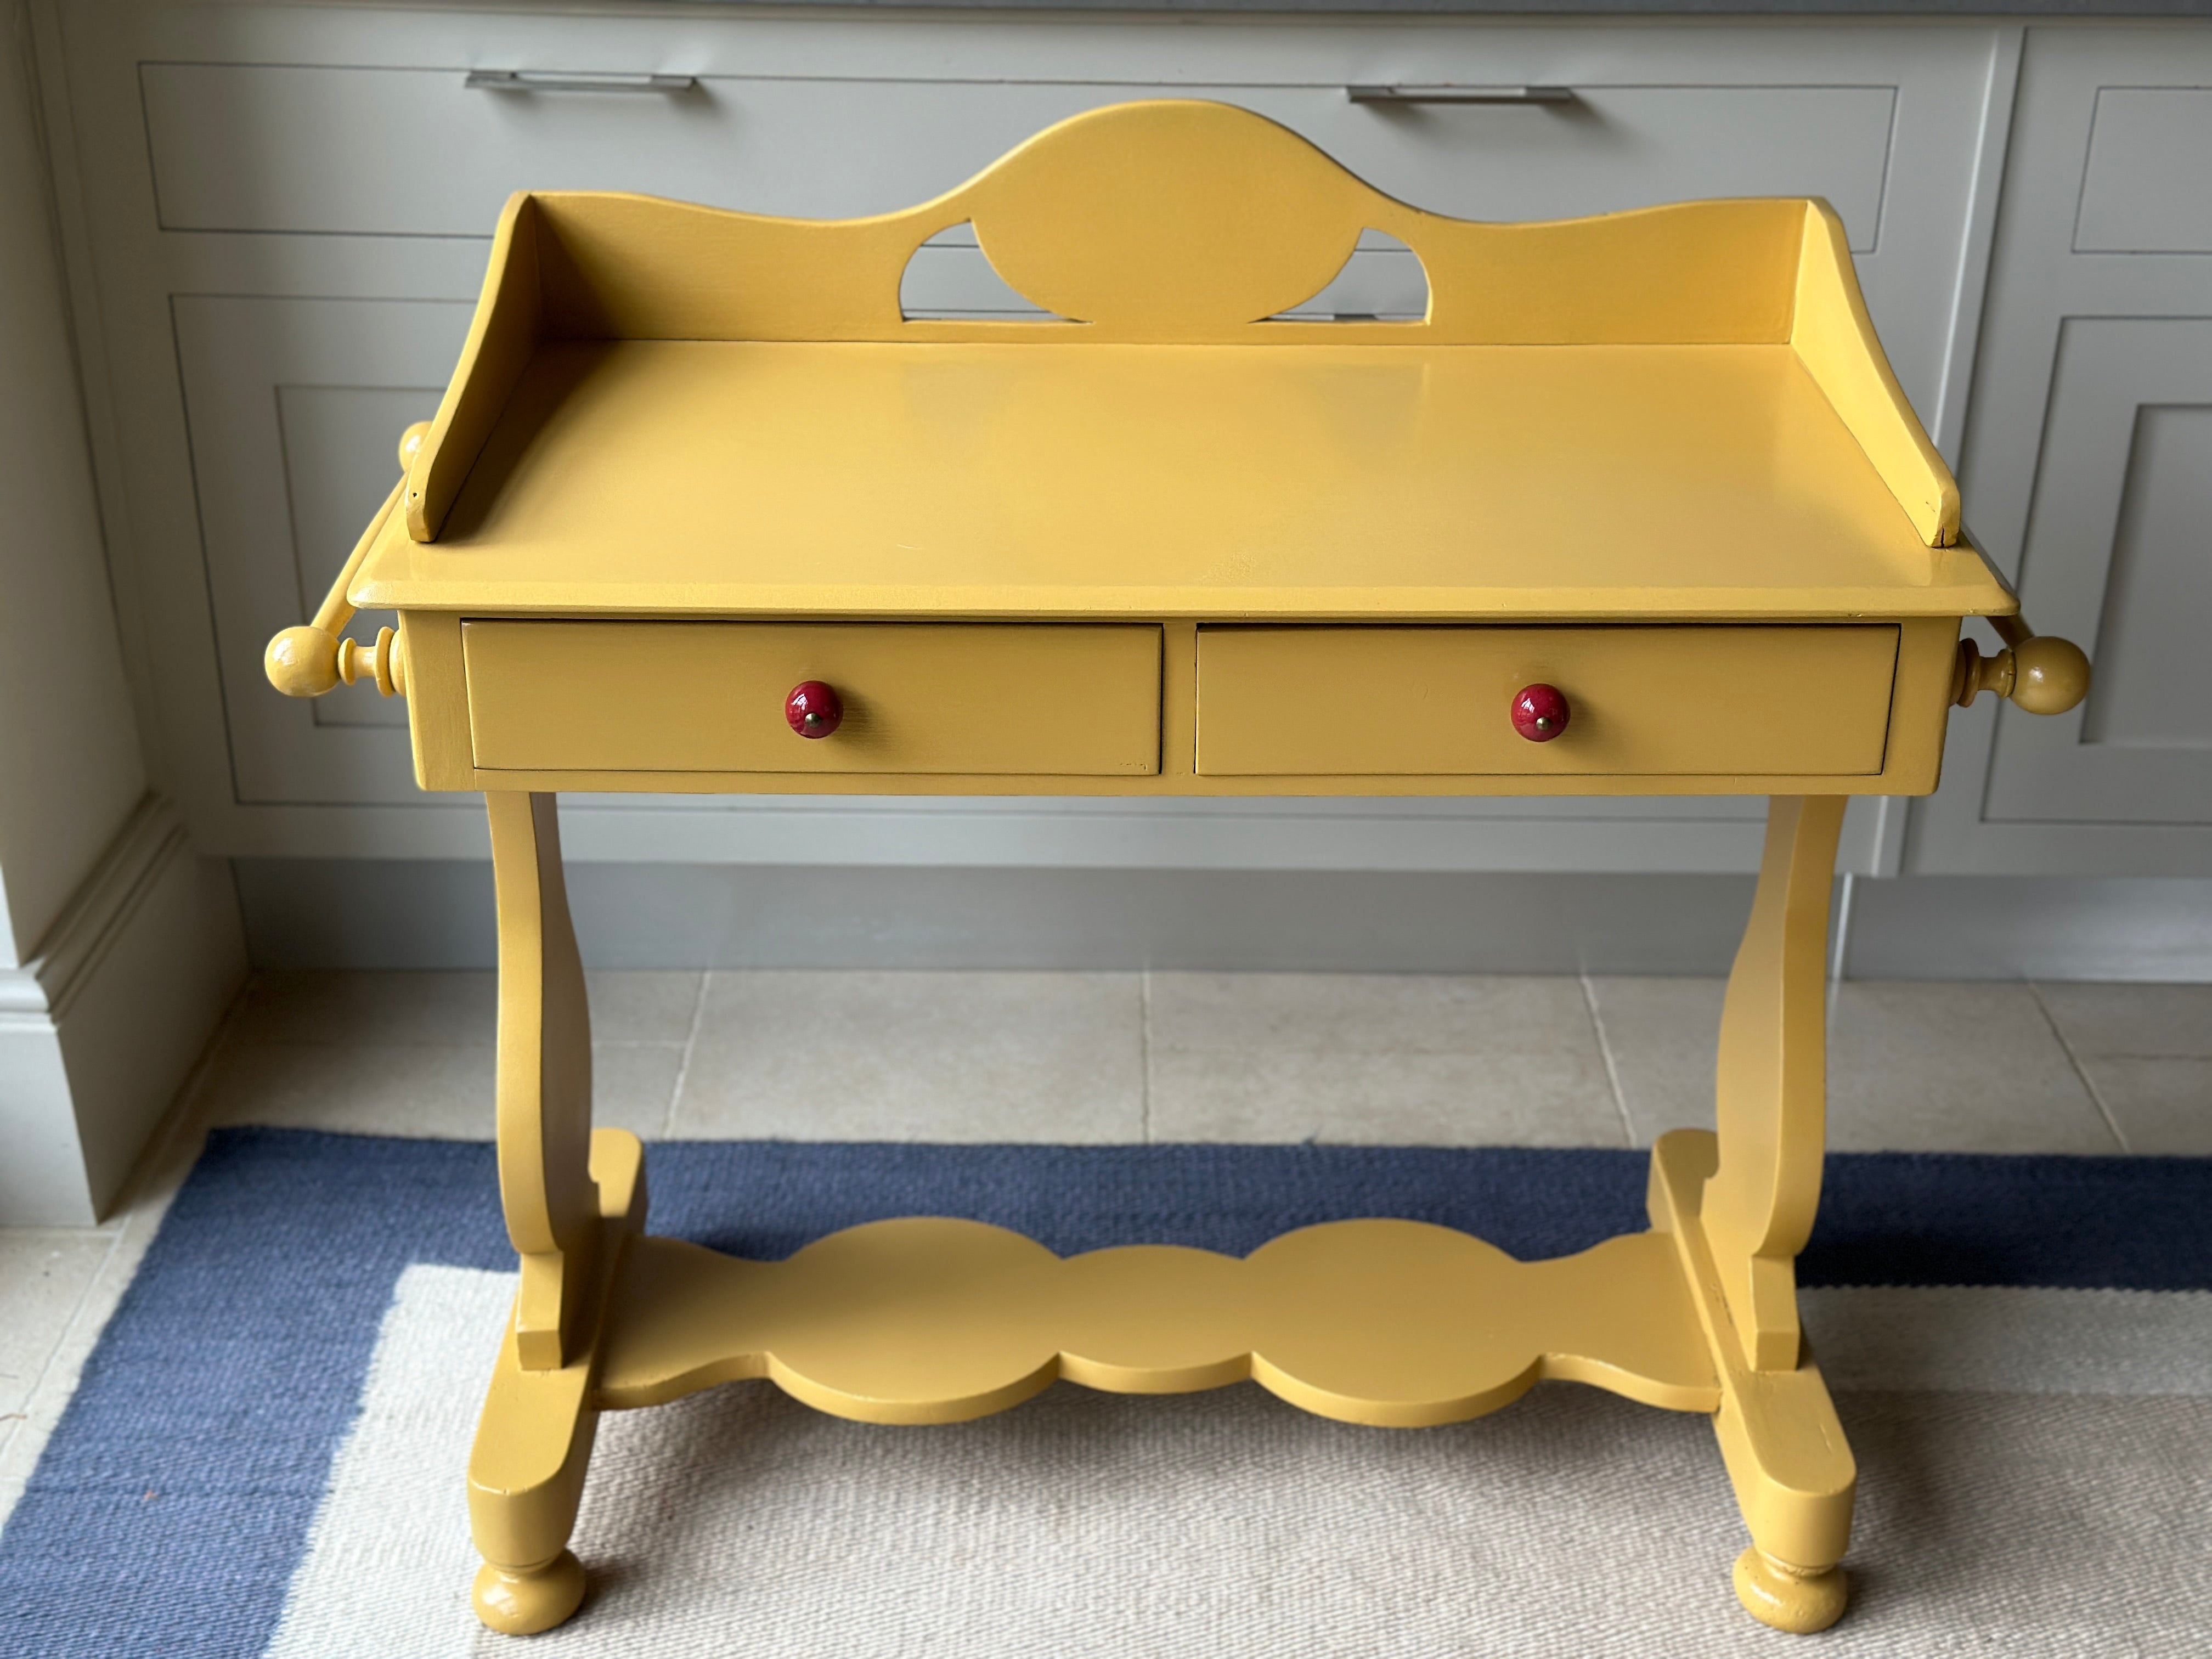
left=266, top=102, right=2089, bottom=1639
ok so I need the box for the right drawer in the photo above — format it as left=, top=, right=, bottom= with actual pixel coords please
left=1196, top=627, right=1900, bottom=777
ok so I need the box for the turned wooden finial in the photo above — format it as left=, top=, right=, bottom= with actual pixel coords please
left=1953, top=621, right=2090, bottom=716
left=264, top=624, right=345, bottom=698
left=2007, top=634, right=2091, bottom=715
left=263, top=422, right=429, bottom=698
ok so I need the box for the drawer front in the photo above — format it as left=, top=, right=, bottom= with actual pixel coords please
left=1197, top=627, right=1899, bottom=777
left=465, top=622, right=1160, bottom=776
left=144, top=68, right=1892, bottom=255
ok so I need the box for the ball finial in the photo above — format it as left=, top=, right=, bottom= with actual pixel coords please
left=398, top=420, right=432, bottom=472
left=265, top=625, right=341, bottom=697
left=2009, top=635, right=2090, bottom=716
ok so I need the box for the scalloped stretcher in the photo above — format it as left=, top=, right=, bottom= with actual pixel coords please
left=290, top=102, right=2060, bottom=1644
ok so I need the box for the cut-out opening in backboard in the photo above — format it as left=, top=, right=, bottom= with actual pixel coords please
left=1269, top=228, right=1431, bottom=323
left=899, top=223, right=1430, bottom=326
left=900, top=224, right=1065, bottom=322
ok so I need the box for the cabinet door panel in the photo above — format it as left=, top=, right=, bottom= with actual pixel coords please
left=2084, top=405, right=2212, bottom=748
left=1983, top=318, right=2212, bottom=824
left=1916, top=26, right=2212, bottom=873
left=173, top=296, right=465, bottom=805
left=2075, top=89, right=2212, bottom=254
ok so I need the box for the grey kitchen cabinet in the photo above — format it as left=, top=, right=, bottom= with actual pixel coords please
left=1918, top=25, right=2212, bottom=876
left=31, top=1, right=2167, bottom=880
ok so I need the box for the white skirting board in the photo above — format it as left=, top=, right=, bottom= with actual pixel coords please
left=0, top=798, right=247, bottom=1224
left=232, top=859, right=2212, bottom=981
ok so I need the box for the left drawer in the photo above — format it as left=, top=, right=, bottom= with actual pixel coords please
left=462, top=622, right=1161, bottom=776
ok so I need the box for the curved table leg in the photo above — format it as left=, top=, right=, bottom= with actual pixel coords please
left=487, top=792, right=600, bottom=1369
left=458, top=789, right=1857, bottom=1636
left=1649, top=795, right=1855, bottom=1633
left=467, top=792, right=643, bottom=1634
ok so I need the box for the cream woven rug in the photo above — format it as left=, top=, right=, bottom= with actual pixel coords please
left=269, top=1266, right=2212, bottom=1658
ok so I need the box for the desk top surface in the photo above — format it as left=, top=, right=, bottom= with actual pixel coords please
left=355, top=337, right=2011, bottom=620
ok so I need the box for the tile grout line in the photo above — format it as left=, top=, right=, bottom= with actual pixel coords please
left=2028, top=981, right=2132, bottom=1154
left=662, top=970, right=714, bottom=1139
left=1579, top=972, right=1639, bottom=1149
left=0, top=1224, right=125, bottom=1477
left=1138, top=969, right=1154, bottom=1145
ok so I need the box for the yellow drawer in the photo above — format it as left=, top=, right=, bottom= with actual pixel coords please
left=464, top=622, right=1161, bottom=775
left=1196, top=626, right=1898, bottom=776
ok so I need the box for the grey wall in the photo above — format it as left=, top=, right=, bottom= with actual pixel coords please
left=234, top=860, right=2212, bottom=980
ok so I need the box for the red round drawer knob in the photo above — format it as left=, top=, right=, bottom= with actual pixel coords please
left=785, top=681, right=843, bottom=739
left=1511, top=683, right=1571, bottom=743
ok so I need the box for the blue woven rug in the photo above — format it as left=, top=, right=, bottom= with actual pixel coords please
left=3, top=1129, right=2209, bottom=1659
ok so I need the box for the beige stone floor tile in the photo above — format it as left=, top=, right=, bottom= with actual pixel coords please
left=1827, top=981, right=2120, bottom=1153
left=202, top=1039, right=679, bottom=1141
left=2076, top=1057, right=2212, bottom=1155
left=2035, top=981, right=2212, bottom=1059
left=1146, top=1048, right=1624, bottom=1145
left=1593, top=978, right=2137, bottom=1154
left=0, top=1232, right=113, bottom=1419
left=1146, top=971, right=1595, bottom=1055
left=0, top=1217, right=144, bottom=1517
left=1582, top=977, right=1728, bottom=1146
left=674, top=970, right=1144, bottom=1142
left=585, top=972, right=704, bottom=1045
left=1144, top=973, right=1624, bottom=1146
left=588, top=1045, right=686, bottom=1139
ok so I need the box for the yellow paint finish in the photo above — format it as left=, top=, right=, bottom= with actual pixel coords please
left=405, top=613, right=1952, bottom=798
left=1790, top=202, right=1959, bottom=549
left=463, top=622, right=1161, bottom=776
left=960, top=98, right=1371, bottom=333
left=266, top=423, right=425, bottom=697
left=359, top=340, right=2005, bottom=622
left=530, top=182, right=1805, bottom=349
left=591, top=1218, right=1717, bottom=1427
left=275, top=99, right=2091, bottom=1637
left=449, top=791, right=1874, bottom=1638
left=486, top=794, right=600, bottom=1369
left=1649, top=1130, right=1855, bottom=1630
left=1197, top=627, right=1898, bottom=777
left=400, top=103, right=1962, bottom=558
left=467, top=1127, right=644, bottom=1634
left=409, top=198, right=543, bottom=541
left=1703, top=797, right=1848, bottom=1373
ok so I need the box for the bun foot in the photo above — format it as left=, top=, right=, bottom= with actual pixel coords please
left=1733, top=1547, right=1847, bottom=1634
left=474, top=1549, right=587, bottom=1635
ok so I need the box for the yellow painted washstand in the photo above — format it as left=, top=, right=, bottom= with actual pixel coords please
left=265, top=102, right=2090, bottom=1638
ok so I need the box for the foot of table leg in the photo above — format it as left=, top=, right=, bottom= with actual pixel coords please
left=1734, top=1547, right=1848, bottom=1634
left=469, top=1129, right=646, bottom=1636
left=474, top=1550, right=588, bottom=1635
left=1650, top=1130, right=1855, bottom=1634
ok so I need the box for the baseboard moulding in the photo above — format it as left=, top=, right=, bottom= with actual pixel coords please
left=0, top=795, right=247, bottom=1224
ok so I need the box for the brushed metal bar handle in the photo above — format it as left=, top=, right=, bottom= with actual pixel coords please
left=1346, top=84, right=1577, bottom=105
left=465, top=70, right=698, bottom=94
